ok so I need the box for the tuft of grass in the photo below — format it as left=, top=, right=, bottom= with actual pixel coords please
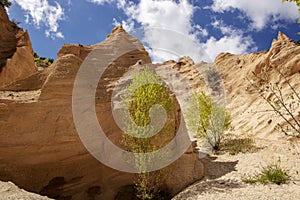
left=219, top=135, right=257, bottom=155
left=242, top=164, right=290, bottom=185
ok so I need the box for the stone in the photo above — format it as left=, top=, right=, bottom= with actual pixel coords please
left=0, top=5, right=37, bottom=87
left=0, top=25, right=204, bottom=200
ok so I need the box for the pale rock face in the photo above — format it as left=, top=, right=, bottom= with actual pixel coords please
left=214, top=32, right=300, bottom=139
left=0, top=5, right=36, bottom=87
left=1, top=5, right=298, bottom=198
left=0, top=181, right=52, bottom=200
left=0, top=24, right=204, bottom=200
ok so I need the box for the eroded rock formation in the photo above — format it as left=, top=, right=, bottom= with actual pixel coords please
left=214, top=32, right=300, bottom=139
left=0, top=25, right=204, bottom=200
left=0, top=5, right=36, bottom=87
left=1, top=3, right=299, bottom=198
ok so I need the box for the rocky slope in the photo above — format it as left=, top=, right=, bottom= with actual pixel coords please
left=215, top=32, right=300, bottom=140
left=0, top=5, right=37, bottom=87
left=0, top=5, right=299, bottom=199
left=0, top=24, right=204, bottom=200
left=171, top=32, right=300, bottom=200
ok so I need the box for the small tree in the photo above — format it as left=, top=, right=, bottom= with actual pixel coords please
left=121, top=67, right=174, bottom=200
left=186, top=91, right=231, bottom=151
left=0, top=0, right=12, bottom=8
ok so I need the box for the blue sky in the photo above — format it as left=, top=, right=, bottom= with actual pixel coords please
left=7, top=0, right=300, bottom=63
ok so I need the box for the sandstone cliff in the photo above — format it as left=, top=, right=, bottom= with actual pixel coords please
left=0, top=25, right=204, bottom=200
left=0, top=4, right=299, bottom=198
left=0, top=5, right=37, bottom=87
left=214, top=32, right=300, bottom=139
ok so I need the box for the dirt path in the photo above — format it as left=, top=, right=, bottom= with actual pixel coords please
left=173, top=137, right=300, bottom=200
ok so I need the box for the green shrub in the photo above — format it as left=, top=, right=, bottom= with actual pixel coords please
left=33, top=52, right=54, bottom=68
left=121, top=67, right=174, bottom=200
left=186, top=91, right=231, bottom=151
left=243, top=163, right=290, bottom=185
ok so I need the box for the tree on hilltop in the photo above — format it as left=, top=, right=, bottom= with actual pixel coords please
left=0, top=0, right=11, bottom=8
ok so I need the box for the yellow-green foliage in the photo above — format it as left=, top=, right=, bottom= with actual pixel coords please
left=129, top=83, right=173, bottom=127
left=186, top=92, right=231, bottom=150
left=187, top=92, right=212, bottom=137
left=243, top=163, right=290, bottom=185
left=121, top=67, right=174, bottom=200
left=122, top=68, right=174, bottom=152
left=34, top=53, right=54, bottom=68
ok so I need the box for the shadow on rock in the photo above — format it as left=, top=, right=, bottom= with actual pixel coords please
left=202, top=155, right=238, bottom=179
left=172, top=155, right=242, bottom=199
left=172, top=179, right=243, bottom=199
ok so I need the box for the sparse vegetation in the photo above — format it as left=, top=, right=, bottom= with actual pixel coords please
left=34, top=52, right=54, bottom=68
left=186, top=91, right=231, bottom=151
left=121, top=67, right=174, bottom=200
left=243, top=163, right=290, bottom=185
left=219, top=134, right=257, bottom=155
left=0, top=0, right=11, bottom=8
left=249, top=66, right=300, bottom=138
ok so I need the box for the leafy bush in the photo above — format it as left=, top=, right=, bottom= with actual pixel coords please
left=34, top=52, right=54, bottom=68
left=186, top=91, right=231, bottom=151
left=121, top=67, right=174, bottom=200
left=243, top=163, right=290, bottom=185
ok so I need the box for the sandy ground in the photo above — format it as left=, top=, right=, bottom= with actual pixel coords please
left=173, top=137, right=300, bottom=200
left=0, top=90, right=41, bottom=103
left=0, top=181, right=51, bottom=200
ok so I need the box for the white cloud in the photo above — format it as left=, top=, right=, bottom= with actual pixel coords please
left=113, top=0, right=212, bottom=63
left=211, top=0, right=299, bottom=30
left=53, top=31, right=64, bottom=39
left=211, top=19, right=239, bottom=35
left=202, top=35, right=257, bottom=60
left=84, top=0, right=258, bottom=62
left=12, top=0, right=64, bottom=39
left=126, top=0, right=194, bottom=34
left=193, top=24, right=209, bottom=37
left=204, top=18, right=257, bottom=59
left=112, top=18, right=135, bottom=32
left=113, top=0, right=256, bottom=63
left=87, top=0, right=114, bottom=5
